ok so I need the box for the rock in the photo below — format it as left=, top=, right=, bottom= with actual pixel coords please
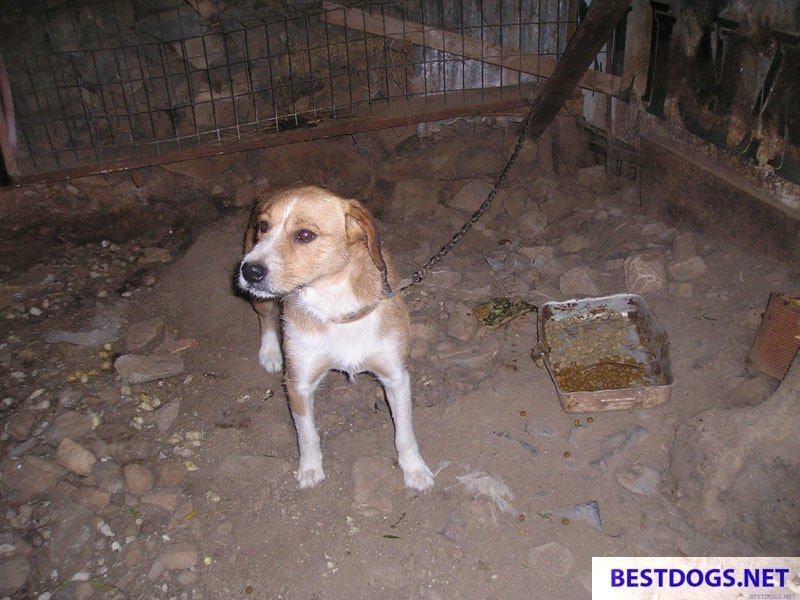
left=44, top=304, right=121, bottom=347
left=447, top=181, right=493, bottom=214
left=3, top=456, right=65, bottom=504
left=168, top=501, right=195, bottom=529
left=114, top=354, right=184, bottom=384
left=528, top=542, right=575, bottom=574
left=141, top=490, right=182, bottom=512
left=234, top=182, right=257, bottom=208
left=47, top=411, right=93, bottom=443
left=590, top=426, right=648, bottom=473
left=159, top=542, right=198, bottom=570
left=576, top=165, right=606, bottom=190
left=123, top=464, right=154, bottom=494
left=154, top=400, right=180, bottom=432
left=156, top=462, right=187, bottom=487
left=495, top=186, right=531, bottom=219
left=623, top=255, right=667, bottom=295
left=92, top=460, right=125, bottom=494
left=217, top=455, right=290, bottom=485
left=71, top=486, right=111, bottom=511
left=559, top=266, right=600, bottom=297
left=552, top=501, right=602, bottom=530
left=672, top=232, right=697, bottom=259
left=125, top=318, right=165, bottom=351
left=138, top=247, right=172, bottom=264
left=444, top=302, right=478, bottom=342
left=0, top=555, right=31, bottom=594
left=108, top=439, right=159, bottom=463
left=366, top=563, right=406, bottom=590
left=352, top=456, right=398, bottom=515
left=518, top=207, right=547, bottom=238
left=669, top=282, right=693, bottom=298
left=147, top=559, right=165, bottom=581
left=436, top=337, right=499, bottom=373
left=428, top=139, right=507, bottom=180
left=426, top=268, right=462, bottom=289
left=177, top=571, right=198, bottom=585
left=56, top=438, right=97, bottom=476
left=386, top=179, right=439, bottom=220
left=667, top=256, right=707, bottom=282
left=49, top=501, right=95, bottom=579
left=7, top=411, right=36, bottom=441
left=519, top=245, right=555, bottom=262
left=123, top=540, right=147, bottom=567
left=616, top=463, right=661, bottom=496
left=560, top=233, right=590, bottom=254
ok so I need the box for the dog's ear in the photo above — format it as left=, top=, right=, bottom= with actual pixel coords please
left=345, top=200, right=392, bottom=296
left=244, top=193, right=272, bottom=252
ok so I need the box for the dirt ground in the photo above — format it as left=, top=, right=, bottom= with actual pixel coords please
left=1, top=120, right=798, bottom=599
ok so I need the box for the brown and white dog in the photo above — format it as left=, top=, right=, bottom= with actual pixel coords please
left=237, top=185, right=434, bottom=491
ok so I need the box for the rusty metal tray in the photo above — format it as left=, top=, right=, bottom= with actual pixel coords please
left=537, top=294, right=673, bottom=414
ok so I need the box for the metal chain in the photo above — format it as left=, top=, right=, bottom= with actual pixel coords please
left=395, top=94, right=541, bottom=292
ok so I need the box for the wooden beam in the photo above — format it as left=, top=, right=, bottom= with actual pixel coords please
left=6, top=87, right=535, bottom=187
left=524, top=0, right=631, bottom=140
left=320, top=2, right=624, bottom=97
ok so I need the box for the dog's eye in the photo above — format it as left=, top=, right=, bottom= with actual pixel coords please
left=295, top=229, right=316, bottom=243
left=255, top=220, right=269, bottom=233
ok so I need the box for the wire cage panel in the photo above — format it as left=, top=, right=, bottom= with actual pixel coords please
left=0, top=0, right=619, bottom=180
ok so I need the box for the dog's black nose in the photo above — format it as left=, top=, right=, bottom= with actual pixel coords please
left=241, top=262, right=267, bottom=283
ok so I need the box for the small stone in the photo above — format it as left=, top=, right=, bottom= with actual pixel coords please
left=126, top=318, right=165, bottom=351
left=147, top=559, right=165, bottom=581
left=7, top=411, right=36, bottom=441
left=156, top=462, right=187, bottom=487
left=518, top=207, right=547, bottom=237
left=0, top=555, right=31, bottom=594
left=552, top=501, right=602, bottom=530
left=386, top=179, right=439, bottom=220
left=71, top=486, right=111, bottom=511
left=616, top=463, right=661, bottom=496
left=154, top=400, right=180, bottom=432
left=444, top=302, right=478, bottom=342
left=57, top=438, right=97, bottom=477
left=560, top=233, right=590, bottom=254
left=667, top=256, right=707, bottom=282
left=48, top=411, right=93, bottom=443
left=92, top=460, right=125, bottom=494
left=108, top=439, right=159, bottom=463
left=447, top=181, right=493, bottom=214
left=49, top=501, right=95, bottom=580
left=559, top=266, right=600, bottom=297
left=123, top=540, right=147, bottom=567
left=2, top=456, right=64, bottom=504
left=211, top=184, right=224, bottom=196
left=123, top=464, right=154, bottom=494
left=519, top=245, right=555, bottom=262
left=176, top=571, right=197, bottom=585
left=528, top=541, right=575, bottom=574
left=141, top=490, right=182, bottom=511
left=114, top=354, right=184, bottom=384
left=159, top=542, right=198, bottom=570
left=624, top=255, right=667, bottom=295
left=138, top=247, right=172, bottom=264
left=168, top=501, right=195, bottom=529
left=669, top=282, right=693, bottom=298
left=672, top=232, right=697, bottom=259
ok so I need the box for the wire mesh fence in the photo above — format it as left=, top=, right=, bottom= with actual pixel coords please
left=0, top=0, right=620, bottom=181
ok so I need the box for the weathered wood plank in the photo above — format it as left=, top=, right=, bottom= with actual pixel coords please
left=320, top=1, right=624, bottom=97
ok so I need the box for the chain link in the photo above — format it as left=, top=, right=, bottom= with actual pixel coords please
left=395, top=95, right=542, bottom=292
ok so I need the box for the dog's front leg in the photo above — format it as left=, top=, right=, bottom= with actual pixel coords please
left=253, top=300, right=283, bottom=373
left=375, top=362, right=434, bottom=491
left=286, top=377, right=326, bottom=488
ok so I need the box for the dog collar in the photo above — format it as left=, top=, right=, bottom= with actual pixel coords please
left=330, top=301, right=381, bottom=324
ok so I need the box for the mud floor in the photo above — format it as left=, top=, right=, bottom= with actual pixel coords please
left=1, top=120, right=798, bottom=599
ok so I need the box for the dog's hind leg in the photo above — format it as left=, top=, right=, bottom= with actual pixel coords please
left=372, top=360, right=434, bottom=491
left=253, top=300, right=283, bottom=374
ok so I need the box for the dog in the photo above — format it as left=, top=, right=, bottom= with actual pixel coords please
left=237, top=185, right=434, bottom=491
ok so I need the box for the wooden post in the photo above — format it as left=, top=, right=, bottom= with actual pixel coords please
left=524, top=0, right=631, bottom=141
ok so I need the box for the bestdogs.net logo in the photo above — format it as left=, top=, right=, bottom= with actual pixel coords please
left=593, top=557, right=800, bottom=599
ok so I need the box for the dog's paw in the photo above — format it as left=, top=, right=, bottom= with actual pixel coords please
left=402, top=463, right=435, bottom=492
left=295, top=465, right=326, bottom=489
left=258, top=331, right=283, bottom=374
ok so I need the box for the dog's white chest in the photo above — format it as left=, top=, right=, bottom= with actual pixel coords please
left=287, top=313, right=391, bottom=374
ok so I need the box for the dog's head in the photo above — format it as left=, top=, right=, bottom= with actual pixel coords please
left=238, top=186, right=389, bottom=300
